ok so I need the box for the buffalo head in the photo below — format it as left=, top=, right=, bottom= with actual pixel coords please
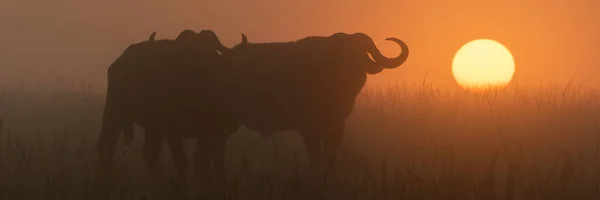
left=330, top=33, right=409, bottom=74
left=172, top=29, right=247, bottom=55
left=175, top=29, right=196, bottom=42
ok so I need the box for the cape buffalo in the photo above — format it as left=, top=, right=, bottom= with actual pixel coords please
left=222, top=32, right=409, bottom=174
left=96, top=30, right=243, bottom=178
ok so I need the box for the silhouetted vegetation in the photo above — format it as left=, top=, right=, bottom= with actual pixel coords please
left=1, top=79, right=600, bottom=199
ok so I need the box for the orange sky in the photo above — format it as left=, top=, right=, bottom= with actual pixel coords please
left=1, top=0, right=599, bottom=90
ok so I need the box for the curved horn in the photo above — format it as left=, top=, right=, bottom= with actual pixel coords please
left=212, top=33, right=249, bottom=54
left=369, top=38, right=409, bottom=69
left=149, top=32, right=156, bottom=41
left=219, top=33, right=248, bottom=53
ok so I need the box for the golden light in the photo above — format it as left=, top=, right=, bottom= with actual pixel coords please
left=452, top=39, right=515, bottom=90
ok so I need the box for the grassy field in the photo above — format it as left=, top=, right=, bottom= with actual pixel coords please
left=1, top=78, right=600, bottom=199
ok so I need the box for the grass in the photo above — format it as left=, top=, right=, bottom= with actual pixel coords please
left=1, top=78, right=600, bottom=199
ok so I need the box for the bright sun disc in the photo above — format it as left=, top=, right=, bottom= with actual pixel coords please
left=452, top=39, right=515, bottom=90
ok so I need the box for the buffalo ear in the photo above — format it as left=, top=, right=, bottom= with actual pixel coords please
left=149, top=32, right=156, bottom=41
left=241, top=34, right=248, bottom=45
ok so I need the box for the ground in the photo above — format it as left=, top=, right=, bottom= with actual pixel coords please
left=1, top=79, right=599, bottom=199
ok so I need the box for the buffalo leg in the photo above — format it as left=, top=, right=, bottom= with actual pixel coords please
left=300, top=126, right=324, bottom=176
left=143, top=128, right=164, bottom=175
left=165, top=135, right=190, bottom=199
left=192, top=137, right=212, bottom=199
left=193, top=133, right=228, bottom=199
left=193, top=134, right=227, bottom=180
left=210, top=134, right=228, bottom=181
left=95, top=118, right=123, bottom=198
left=97, top=118, right=126, bottom=170
left=95, top=93, right=128, bottom=197
left=193, top=136, right=212, bottom=180
left=323, top=122, right=344, bottom=176
left=166, top=136, right=190, bottom=180
left=97, top=84, right=129, bottom=170
left=300, top=125, right=328, bottom=200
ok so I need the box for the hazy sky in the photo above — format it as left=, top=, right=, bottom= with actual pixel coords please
left=1, top=0, right=599, bottom=89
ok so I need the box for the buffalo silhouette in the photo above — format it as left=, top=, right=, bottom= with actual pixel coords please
left=221, top=32, right=409, bottom=174
left=97, top=31, right=409, bottom=180
left=96, top=30, right=243, bottom=179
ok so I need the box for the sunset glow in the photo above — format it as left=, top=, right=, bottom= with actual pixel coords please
left=452, top=39, right=515, bottom=89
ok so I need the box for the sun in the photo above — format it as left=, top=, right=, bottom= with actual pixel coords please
left=452, top=39, right=515, bottom=90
